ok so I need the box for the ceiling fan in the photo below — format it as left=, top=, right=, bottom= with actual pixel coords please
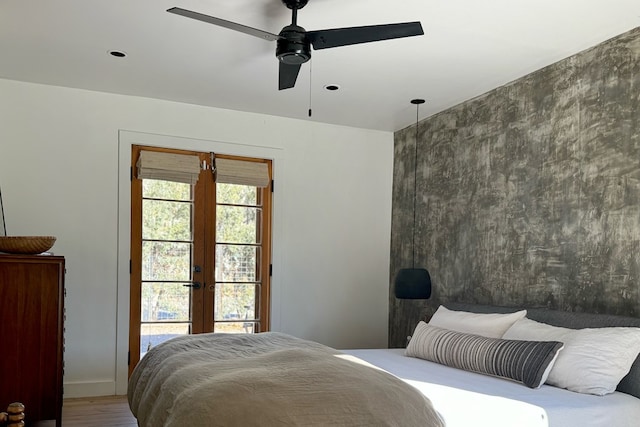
left=168, top=0, right=424, bottom=90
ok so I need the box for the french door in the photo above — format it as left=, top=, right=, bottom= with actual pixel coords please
left=128, top=145, right=272, bottom=374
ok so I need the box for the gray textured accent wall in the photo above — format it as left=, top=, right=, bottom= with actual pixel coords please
left=390, top=27, right=640, bottom=347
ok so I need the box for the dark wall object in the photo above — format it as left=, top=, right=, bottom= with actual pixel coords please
left=389, top=27, right=640, bottom=347
left=394, top=268, right=431, bottom=299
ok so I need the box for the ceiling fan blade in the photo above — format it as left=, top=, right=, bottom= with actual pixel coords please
left=307, top=22, right=423, bottom=50
left=279, top=62, right=302, bottom=90
left=167, top=7, right=281, bottom=41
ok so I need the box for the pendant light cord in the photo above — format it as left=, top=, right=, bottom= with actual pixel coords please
left=410, top=99, right=425, bottom=268
left=308, top=58, right=313, bottom=117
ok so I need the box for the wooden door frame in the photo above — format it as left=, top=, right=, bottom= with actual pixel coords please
left=128, top=145, right=210, bottom=375
left=128, top=146, right=272, bottom=376
left=211, top=154, right=272, bottom=332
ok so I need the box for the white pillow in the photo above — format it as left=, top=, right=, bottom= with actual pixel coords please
left=428, top=305, right=527, bottom=338
left=503, top=317, right=640, bottom=395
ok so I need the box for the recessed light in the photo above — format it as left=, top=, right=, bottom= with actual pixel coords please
left=109, top=50, right=127, bottom=58
left=324, top=84, right=340, bottom=91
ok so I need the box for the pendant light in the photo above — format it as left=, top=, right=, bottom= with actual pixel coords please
left=394, top=99, right=431, bottom=299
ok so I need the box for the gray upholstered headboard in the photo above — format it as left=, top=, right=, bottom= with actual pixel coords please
left=443, top=303, right=640, bottom=399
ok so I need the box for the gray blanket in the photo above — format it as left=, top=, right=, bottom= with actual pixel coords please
left=128, top=332, right=444, bottom=427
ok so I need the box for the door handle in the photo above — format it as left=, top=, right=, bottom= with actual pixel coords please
left=183, top=282, right=202, bottom=290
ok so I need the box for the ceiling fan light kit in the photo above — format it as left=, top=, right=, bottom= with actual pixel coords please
left=168, top=0, right=424, bottom=90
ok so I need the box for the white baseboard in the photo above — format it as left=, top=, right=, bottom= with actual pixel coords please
left=64, top=380, right=120, bottom=398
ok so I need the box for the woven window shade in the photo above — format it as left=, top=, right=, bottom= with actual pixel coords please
left=215, top=158, right=270, bottom=187
left=137, top=151, right=201, bottom=184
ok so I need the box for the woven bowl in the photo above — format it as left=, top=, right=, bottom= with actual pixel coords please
left=0, top=236, right=57, bottom=254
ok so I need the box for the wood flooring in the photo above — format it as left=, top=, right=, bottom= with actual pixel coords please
left=62, top=396, right=137, bottom=427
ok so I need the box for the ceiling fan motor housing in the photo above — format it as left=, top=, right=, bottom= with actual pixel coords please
left=276, top=25, right=311, bottom=65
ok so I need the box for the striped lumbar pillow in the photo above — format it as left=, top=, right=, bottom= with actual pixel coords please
left=406, top=322, right=564, bottom=388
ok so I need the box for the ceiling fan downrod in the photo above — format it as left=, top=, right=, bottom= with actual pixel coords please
left=283, top=0, right=307, bottom=26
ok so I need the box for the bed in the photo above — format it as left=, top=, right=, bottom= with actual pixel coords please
left=128, top=331, right=444, bottom=427
left=128, top=303, right=640, bottom=427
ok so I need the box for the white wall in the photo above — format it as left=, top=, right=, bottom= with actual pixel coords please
left=0, top=78, right=394, bottom=397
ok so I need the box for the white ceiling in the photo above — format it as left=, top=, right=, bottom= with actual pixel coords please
left=1, top=0, right=639, bottom=132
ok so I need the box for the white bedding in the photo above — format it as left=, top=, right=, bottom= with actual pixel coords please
left=344, top=348, right=640, bottom=427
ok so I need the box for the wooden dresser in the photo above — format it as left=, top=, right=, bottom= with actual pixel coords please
left=0, top=254, right=65, bottom=427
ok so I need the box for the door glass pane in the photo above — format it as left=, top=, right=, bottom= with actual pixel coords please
left=214, top=322, right=257, bottom=334
left=216, top=183, right=258, bottom=205
left=141, top=282, right=191, bottom=322
left=215, top=244, right=260, bottom=282
left=216, top=206, right=261, bottom=244
left=142, top=241, right=191, bottom=281
left=213, top=282, right=259, bottom=334
left=142, top=199, right=192, bottom=240
left=140, top=323, right=190, bottom=356
left=214, top=283, right=259, bottom=321
left=143, top=179, right=192, bottom=200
